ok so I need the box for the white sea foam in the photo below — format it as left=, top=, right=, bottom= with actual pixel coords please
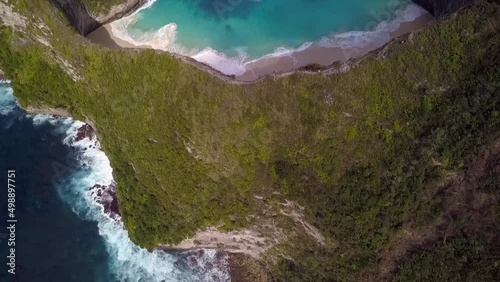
left=130, top=0, right=160, bottom=15
left=111, top=16, right=181, bottom=51
left=0, top=84, right=16, bottom=116
left=30, top=113, right=65, bottom=126
left=243, top=41, right=314, bottom=67
left=53, top=120, right=230, bottom=281
left=0, top=84, right=23, bottom=130
left=110, top=14, right=247, bottom=75
left=109, top=0, right=186, bottom=53
left=192, top=47, right=247, bottom=75
left=109, top=0, right=248, bottom=75
left=108, top=2, right=428, bottom=76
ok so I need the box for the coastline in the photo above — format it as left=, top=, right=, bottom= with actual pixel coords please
left=87, top=8, right=434, bottom=82
left=12, top=82, right=268, bottom=280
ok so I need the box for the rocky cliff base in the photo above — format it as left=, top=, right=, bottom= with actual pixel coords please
left=412, top=0, right=475, bottom=17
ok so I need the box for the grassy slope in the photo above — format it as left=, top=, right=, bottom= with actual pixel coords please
left=1, top=0, right=499, bottom=280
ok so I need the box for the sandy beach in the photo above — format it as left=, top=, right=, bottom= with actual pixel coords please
left=87, top=13, right=434, bottom=82
left=236, top=13, right=434, bottom=81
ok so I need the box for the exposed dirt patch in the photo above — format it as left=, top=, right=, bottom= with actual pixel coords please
left=25, top=105, right=71, bottom=117
left=164, top=225, right=282, bottom=259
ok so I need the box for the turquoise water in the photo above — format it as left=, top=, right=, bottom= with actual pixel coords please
left=128, top=0, right=407, bottom=56
left=137, top=0, right=403, bottom=54
left=111, top=0, right=425, bottom=74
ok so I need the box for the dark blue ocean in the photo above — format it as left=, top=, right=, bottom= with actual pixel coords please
left=0, top=82, right=112, bottom=281
left=0, top=82, right=229, bottom=281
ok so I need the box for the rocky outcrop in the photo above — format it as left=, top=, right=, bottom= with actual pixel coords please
left=50, top=0, right=146, bottom=35
left=89, top=183, right=121, bottom=219
left=0, top=1, right=27, bottom=31
left=76, top=123, right=95, bottom=141
left=412, top=0, right=475, bottom=18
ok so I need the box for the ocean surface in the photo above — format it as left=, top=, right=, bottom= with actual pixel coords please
left=0, top=82, right=229, bottom=281
left=110, top=0, right=427, bottom=74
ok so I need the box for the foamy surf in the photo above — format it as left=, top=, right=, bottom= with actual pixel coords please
left=110, top=15, right=248, bottom=75
left=106, top=1, right=428, bottom=76
left=56, top=119, right=230, bottom=282
left=0, top=83, right=231, bottom=282
left=191, top=48, right=247, bottom=76
left=0, top=84, right=16, bottom=116
left=318, top=4, right=427, bottom=49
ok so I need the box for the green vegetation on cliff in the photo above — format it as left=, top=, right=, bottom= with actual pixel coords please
left=0, top=0, right=499, bottom=280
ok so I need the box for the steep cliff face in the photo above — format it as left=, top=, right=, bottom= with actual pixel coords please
left=50, top=0, right=146, bottom=35
left=412, top=0, right=475, bottom=17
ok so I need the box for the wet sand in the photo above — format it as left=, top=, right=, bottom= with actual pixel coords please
left=87, top=13, right=434, bottom=82
left=236, top=13, right=434, bottom=81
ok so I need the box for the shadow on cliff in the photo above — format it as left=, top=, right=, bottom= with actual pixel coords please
left=49, top=0, right=100, bottom=36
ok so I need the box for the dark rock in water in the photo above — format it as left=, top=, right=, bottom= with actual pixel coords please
left=188, top=256, right=198, bottom=268
left=300, top=63, right=325, bottom=72
left=76, top=123, right=95, bottom=141
left=89, top=183, right=121, bottom=218
left=412, top=0, right=475, bottom=18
